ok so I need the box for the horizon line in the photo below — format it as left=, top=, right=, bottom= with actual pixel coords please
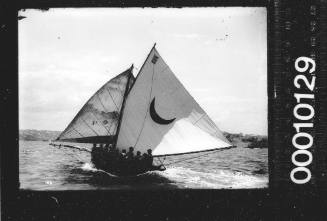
left=19, top=128, right=268, bottom=136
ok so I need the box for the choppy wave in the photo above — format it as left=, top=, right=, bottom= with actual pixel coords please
left=160, top=166, right=268, bottom=189
left=20, top=141, right=268, bottom=190
left=79, top=163, right=267, bottom=189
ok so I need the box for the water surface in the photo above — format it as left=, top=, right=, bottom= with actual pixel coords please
left=19, top=141, right=268, bottom=190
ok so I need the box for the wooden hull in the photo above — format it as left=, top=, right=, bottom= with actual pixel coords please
left=91, top=148, right=165, bottom=177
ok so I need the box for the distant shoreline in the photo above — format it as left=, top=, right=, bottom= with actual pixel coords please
left=19, top=129, right=267, bottom=149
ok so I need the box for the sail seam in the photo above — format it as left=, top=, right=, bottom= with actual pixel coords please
left=105, top=88, right=120, bottom=111
left=206, top=117, right=231, bottom=144
left=106, top=77, right=125, bottom=138
left=63, top=128, right=77, bottom=139
left=107, top=116, right=116, bottom=136
left=96, top=94, right=109, bottom=113
left=118, top=77, right=125, bottom=110
left=193, top=114, right=205, bottom=125
left=159, top=66, right=169, bottom=74
left=90, top=112, right=111, bottom=135
left=72, top=127, right=85, bottom=138
left=192, top=114, right=230, bottom=144
left=109, top=77, right=125, bottom=132
left=81, top=117, right=99, bottom=136
left=107, top=119, right=116, bottom=135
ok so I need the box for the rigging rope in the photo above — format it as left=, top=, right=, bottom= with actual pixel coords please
left=157, top=156, right=165, bottom=165
left=134, top=63, right=156, bottom=147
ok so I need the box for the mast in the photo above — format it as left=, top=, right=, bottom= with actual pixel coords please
left=113, top=64, right=134, bottom=148
left=129, top=43, right=157, bottom=90
left=114, top=43, right=157, bottom=148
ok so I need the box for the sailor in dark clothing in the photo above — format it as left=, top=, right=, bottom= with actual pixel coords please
left=146, top=149, right=153, bottom=167
left=132, top=151, right=142, bottom=173
left=106, top=144, right=112, bottom=154
left=135, top=151, right=142, bottom=161
left=140, top=149, right=153, bottom=169
left=126, top=147, right=135, bottom=173
left=115, top=149, right=126, bottom=174
left=120, top=149, right=127, bottom=160
left=126, top=147, right=135, bottom=160
left=141, top=149, right=165, bottom=171
left=110, top=145, right=119, bottom=159
left=104, top=143, right=115, bottom=168
left=141, top=153, right=147, bottom=169
left=114, top=146, right=120, bottom=157
left=91, top=143, right=102, bottom=167
left=104, top=143, right=110, bottom=152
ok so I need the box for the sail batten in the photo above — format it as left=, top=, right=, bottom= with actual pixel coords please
left=56, top=67, right=135, bottom=144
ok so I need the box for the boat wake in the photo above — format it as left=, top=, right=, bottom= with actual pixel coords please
left=80, top=162, right=155, bottom=178
left=80, top=162, right=119, bottom=177
left=80, top=162, right=99, bottom=172
left=160, top=166, right=268, bottom=189
left=75, top=162, right=177, bottom=188
left=78, top=163, right=267, bottom=189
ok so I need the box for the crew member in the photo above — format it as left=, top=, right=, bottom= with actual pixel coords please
left=146, top=149, right=153, bottom=166
left=126, top=147, right=135, bottom=160
left=142, top=149, right=154, bottom=169
left=120, top=149, right=127, bottom=160
left=135, top=151, right=142, bottom=161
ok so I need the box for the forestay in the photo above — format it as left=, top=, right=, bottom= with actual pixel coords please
left=56, top=67, right=134, bottom=143
left=116, top=46, right=232, bottom=156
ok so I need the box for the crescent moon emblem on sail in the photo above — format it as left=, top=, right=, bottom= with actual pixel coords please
left=150, top=98, right=176, bottom=125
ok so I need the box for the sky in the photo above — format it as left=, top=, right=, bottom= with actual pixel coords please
left=19, top=7, right=267, bottom=135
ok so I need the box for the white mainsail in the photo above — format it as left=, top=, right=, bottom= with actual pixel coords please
left=116, top=46, right=232, bottom=156
left=56, top=67, right=134, bottom=143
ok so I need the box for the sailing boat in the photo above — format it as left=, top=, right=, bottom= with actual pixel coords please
left=53, top=44, right=233, bottom=176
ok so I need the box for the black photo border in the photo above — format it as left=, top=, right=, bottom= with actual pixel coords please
left=2, top=0, right=327, bottom=220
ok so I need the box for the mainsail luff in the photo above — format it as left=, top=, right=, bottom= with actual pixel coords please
left=56, top=67, right=134, bottom=144
left=116, top=45, right=232, bottom=156
left=128, top=43, right=157, bottom=91
left=113, top=64, right=134, bottom=148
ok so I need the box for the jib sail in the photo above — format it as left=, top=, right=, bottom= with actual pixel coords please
left=56, top=67, right=134, bottom=143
